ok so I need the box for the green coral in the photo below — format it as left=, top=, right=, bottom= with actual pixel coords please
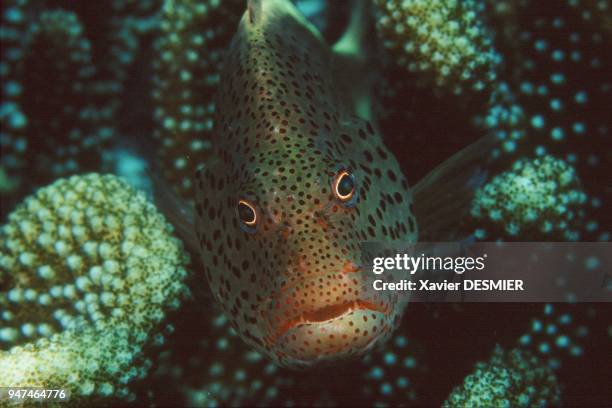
left=23, top=10, right=113, bottom=177
left=374, top=0, right=501, bottom=95
left=151, top=0, right=243, bottom=199
left=149, top=311, right=290, bottom=406
left=93, top=0, right=162, bottom=87
left=474, top=82, right=527, bottom=158
left=0, top=173, right=189, bottom=401
left=358, top=333, right=420, bottom=404
left=0, top=166, right=18, bottom=194
left=517, top=304, right=590, bottom=368
left=472, top=0, right=611, bottom=241
left=0, top=7, right=114, bottom=198
left=1, top=0, right=32, bottom=193
left=444, top=346, right=560, bottom=408
left=471, top=155, right=587, bottom=240
left=1, top=1, right=161, bottom=204
left=1, top=324, right=146, bottom=400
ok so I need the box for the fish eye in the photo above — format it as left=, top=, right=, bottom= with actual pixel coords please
left=332, top=169, right=358, bottom=206
left=237, top=199, right=258, bottom=231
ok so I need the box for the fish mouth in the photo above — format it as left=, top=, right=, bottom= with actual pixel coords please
left=268, top=299, right=394, bottom=366
left=270, top=299, right=389, bottom=344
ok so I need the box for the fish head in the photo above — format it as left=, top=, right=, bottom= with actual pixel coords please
left=195, top=0, right=417, bottom=368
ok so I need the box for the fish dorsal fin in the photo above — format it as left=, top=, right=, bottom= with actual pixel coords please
left=413, top=134, right=499, bottom=241
left=332, top=0, right=369, bottom=59
left=246, top=0, right=323, bottom=42
left=247, top=0, right=262, bottom=24
left=331, top=0, right=375, bottom=121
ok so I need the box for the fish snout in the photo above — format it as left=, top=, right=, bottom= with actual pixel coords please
left=261, top=270, right=396, bottom=365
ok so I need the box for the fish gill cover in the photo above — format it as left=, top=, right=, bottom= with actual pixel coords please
left=0, top=0, right=611, bottom=406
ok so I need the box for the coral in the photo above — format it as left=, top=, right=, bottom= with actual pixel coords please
left=471, top=155, right=587, bottom=240
left=374, top=0, right=501, bottom=95
left=517, top=304, right=592, bottom=369
left=357, top=331, right=421, bottom=405
left=151, top=0, right=243, bottom=199
left=377, top=0, right=610, bottom=245
left=0, top=163, right=18, bottom=194
left=145, top=305, right=422, bottom=407
left=570, top=0, right=612, bottom=41
left=0, top=173, right=189, bottom=400
left=0, top=7, right=114, bottom=198
left=181, top=318, right=277, bottom=406
left=1, top=0, right=33, bottom=193
left=476, top=0, right=611, bottom=241
left=444, top=346, right=560, bottom=408
left=0, top=0, right=609, bottom=406
left=0, top=0, right=162, bottom=205
left=144, top=307, right=295, bottom=406
left=89, top=0, right=161, bottom=86
left=1, top=324, right=147, bottom=400
left=503, top=0, right=611, bottom=159
left=473, top=82, right=527, bottom=159
left=22, top=11, right=113, bottom=176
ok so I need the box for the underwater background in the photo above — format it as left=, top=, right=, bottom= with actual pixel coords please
left=1, top=0, right=611, bottom=406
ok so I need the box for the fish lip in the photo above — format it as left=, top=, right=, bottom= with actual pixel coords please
left=268, top=299, right=389, bottom=345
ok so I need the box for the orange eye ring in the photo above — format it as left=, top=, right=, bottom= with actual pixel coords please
left=332, top=169, right=357, bottom=204
left=237, top=199, right=258, bottom=228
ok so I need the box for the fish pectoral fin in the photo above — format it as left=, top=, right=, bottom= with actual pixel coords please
left=413, top=133, right=500, bottom=242
left=149, top=167, right=199, bottom=254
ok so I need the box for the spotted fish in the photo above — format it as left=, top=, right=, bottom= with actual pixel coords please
left=189, top=0, right=490, bottom=368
